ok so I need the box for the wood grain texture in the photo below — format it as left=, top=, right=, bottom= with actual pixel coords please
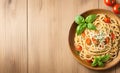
left=27, top=0, right=85, bottom=73
left=0, top=0, right=27, bottom=73
left=0, top=0, right=120, bottom=73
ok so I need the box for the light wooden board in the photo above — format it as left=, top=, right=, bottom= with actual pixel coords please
left=0, top=0, right=120, bottom=73
left=0, top=0, right=27, bottom=73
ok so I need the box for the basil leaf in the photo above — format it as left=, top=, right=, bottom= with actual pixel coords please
left=87, top=23, right=96, bottom=30
left=75, top=15, right=85, bottom=25
left=91, top=62, right=97, bottom=67
left=76, top=23, right=86, bottom=35
left=101, top=54, right=110, bottom=62
left=98, top=56, right=102, bottom=61
left=91, top=57, right=99, bottom=67
left=85, top=14, right=96, bottom=23
left=98, top=61, right=104, bottom=67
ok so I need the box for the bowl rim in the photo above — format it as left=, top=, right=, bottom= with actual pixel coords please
left=68, top=9, right=120, bottom=70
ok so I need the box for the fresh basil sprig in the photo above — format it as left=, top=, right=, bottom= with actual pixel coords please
left=76, top=23, right=86, bottom=35
left=91, top=57, right=99, bottom=66
left=85, top=14, right=97, bottom=23
left=75, top=15, right=84, bottom=24
left=92, top=54, right=110, bottom=67
left=101, top=54, right=110, bottom=62
left=87, top=23, right=96, bottom=30
left=75, top=14, right=97, bottom=35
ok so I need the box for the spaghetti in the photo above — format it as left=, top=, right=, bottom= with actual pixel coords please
left=74, top=14, right=120, bottom=62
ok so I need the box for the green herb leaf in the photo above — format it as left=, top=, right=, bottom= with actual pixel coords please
left=92, top=63, right=97, bottom=67
left=85, top=14, right=96, bottom=23
left=91, top=55, right=110, bottom=67
left=91, top=57, right=99, bottom=67
left=75, top=14, right=97, bottom=36
left=98, top=56, right=102, bottom=61
left=98, top=61, right=104, bottom=67
left=87, top=23, right=96, bottom=30
left=75, top=15, right=85, bottom=25
left=76, top=23, right=87, bottom=35
left=101, top=54, right=110, bottom=62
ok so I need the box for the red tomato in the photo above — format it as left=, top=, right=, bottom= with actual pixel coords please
left=113, top=4, right=120, bottom=14
left=104, top=17, right=111, bottom=23
left=86, top=38, right=91, bottom=45
left=86, top=60, right=92, bottom=63
left=92, top=38, right=99, bottom=45
left=105, top=37, right=110, bottom=44
left=104, top=0, right=116, bottom=6
left=111, top=33, right=115, bottom=40
left=75, top=45, right=82, bottom=51
left=81, top=32, right=85, bottom=37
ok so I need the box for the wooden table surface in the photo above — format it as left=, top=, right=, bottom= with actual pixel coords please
left=0, top=0, right=120, bottom=73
